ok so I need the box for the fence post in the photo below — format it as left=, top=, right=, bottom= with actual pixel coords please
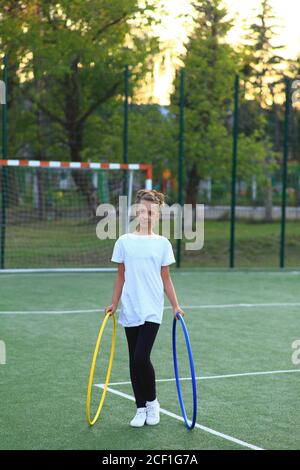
left=0, top=55, right=8, bottom=270
left=280, top=78, right=291, bottom=269
left=176, top=69, right=185, bottom=268
left=229, top=75, right=240, bottom=268
left=123, top=64, right=129, bottom=197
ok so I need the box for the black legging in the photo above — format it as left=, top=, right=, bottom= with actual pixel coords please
left=125, top=321, right=160, bottom=408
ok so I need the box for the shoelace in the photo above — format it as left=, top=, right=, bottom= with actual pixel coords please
left=146, top=404, right=158, bottom=418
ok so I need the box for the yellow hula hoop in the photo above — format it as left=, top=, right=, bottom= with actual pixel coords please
left=86, top=312, right=116, bottom=426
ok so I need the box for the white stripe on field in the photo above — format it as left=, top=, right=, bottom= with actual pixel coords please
left=166, top=303, right=300, bottom=309
left=98, top=386, right=263, bottom=451
left=95, top=368, right=300, bottom=387
left=177, top=271, right=300, bottom=275
left=1, top=268, right=300, bottom=276
left=0, top=309, right=102, bottom=315
left=0, top=268, right=117, bottom=274
left=1, top=302, right=300, bottom=315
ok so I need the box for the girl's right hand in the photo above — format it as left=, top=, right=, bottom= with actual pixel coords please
left=105, top=304, right=117, bottom=316
left=173, top=306, right=185, bottom=320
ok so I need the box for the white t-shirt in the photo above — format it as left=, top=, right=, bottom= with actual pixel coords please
left=111, top=233, right=176, bottom=327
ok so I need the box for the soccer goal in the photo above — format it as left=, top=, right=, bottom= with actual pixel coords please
left=0, top=159, right=152, bottom=272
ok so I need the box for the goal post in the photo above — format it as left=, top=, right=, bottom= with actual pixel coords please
left=0, top=159, right=152, bottom=272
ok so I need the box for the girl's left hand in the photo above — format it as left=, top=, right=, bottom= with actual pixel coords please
left=173, top=307, right=185, bottom=320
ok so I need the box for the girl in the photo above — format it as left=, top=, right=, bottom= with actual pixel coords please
left=105, top=189, right=184, bottom=428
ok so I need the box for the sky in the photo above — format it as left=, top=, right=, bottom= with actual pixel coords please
left=151, top=0, right=300, bottom=104
left=226, top=0, right=300, bottom=59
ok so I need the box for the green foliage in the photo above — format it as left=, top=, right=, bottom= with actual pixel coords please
left=170, top=0, right=270, bottom=194
left=0, top=0, right=298, bottom=201
left=0, top=0, right=160, bottom=162
left=242, top=0, right=286, bottom=107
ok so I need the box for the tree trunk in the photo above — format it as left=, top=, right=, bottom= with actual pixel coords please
left=185, top=162, right=199, bottom=209
left=64, top=62, right=100, bottom=218
left=37, top=169, right=46, bottom=221
left=71, top=171, right=99, bottom=218
left=264, top=177, right=273, bottom=222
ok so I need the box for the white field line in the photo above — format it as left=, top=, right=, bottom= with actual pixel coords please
left=95, top=368, right=300, bottom=387
left=0, top=268, right=117, bottom=274
left=97, top=385, right=263, bottom=451
left=1, top=302, right=300, bottom=315
left=1, top=270, right=299, bottom=277
left=0, top=309, right=102, bottom=315
left=177, top=271, right=300, bottom=276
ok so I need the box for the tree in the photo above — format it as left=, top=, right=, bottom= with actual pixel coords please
left=288, top=56, right=300, bottom=163
left=0, top=0, right=159, bottom=215
left=242, top=0, right=286, bottom=220
left=170, top=0, right=239, bottom=206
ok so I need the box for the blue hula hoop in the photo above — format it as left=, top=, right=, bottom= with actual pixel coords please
left=172, top=312, right=197, bottom=430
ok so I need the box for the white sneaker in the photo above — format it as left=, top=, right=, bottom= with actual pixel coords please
left=146, top=399, right=160, bottom=425
left=130, top=407, right=147, bottom=427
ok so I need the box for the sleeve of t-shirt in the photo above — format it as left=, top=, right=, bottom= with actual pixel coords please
left=161, top=239, right=176, bottom=266
left=111, top=238, right=124, bottom=263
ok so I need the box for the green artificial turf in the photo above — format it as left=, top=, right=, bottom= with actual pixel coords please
left=0, top=270, right=299, bottom=450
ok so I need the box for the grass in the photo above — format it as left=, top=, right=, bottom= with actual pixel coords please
left=3, top=219, right=300, bottom=268
left=0, top=270, right=300, bottom=450
left=182, top=220, right=300, bottom=268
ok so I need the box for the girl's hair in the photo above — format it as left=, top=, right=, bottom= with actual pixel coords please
left=135, top=189, right=165, bottom=207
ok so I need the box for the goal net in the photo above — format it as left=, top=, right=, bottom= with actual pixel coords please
left=0, top=159, right=152, bottom=272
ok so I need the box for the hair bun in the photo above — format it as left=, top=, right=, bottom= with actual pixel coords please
left=135, top=189, right=165, bottom=206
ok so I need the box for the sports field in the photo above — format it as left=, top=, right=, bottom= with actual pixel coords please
left=0, top=270, right=300, bottom=450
